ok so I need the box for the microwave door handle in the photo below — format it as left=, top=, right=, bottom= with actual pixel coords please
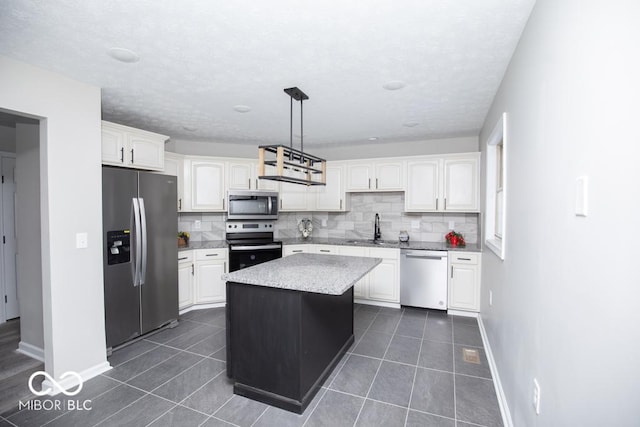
left=268, top=196, right=272, bottom=214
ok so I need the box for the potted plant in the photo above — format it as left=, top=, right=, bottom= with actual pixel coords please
left=445, top=231, right=465, bottom=247
left=178, top=231, right=190, bottom=248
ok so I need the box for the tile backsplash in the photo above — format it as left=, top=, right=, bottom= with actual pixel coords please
left=178, top=192, right=479, bottom=244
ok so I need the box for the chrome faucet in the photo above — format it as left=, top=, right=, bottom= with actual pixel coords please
left=374, top=213, right=381, bottom=241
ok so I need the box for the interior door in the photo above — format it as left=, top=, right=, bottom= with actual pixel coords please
left=2, top=157, right=18, bottom=320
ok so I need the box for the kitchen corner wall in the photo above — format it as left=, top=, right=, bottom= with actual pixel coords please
left=179, top=192, right=479, bottom=244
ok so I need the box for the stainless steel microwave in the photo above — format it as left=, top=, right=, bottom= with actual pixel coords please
left=227, top=190, right=279, bottom=220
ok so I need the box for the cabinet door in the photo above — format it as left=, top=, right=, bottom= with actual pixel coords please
left=443, top=157, right=479, bottom=212
left=368, top=259, right=399, bottom=302
left=346, top=163, right=373, bottom=191
left=190, top=161, right=225, bottom=211
left=279, top=181, right=309, bottom=211
left=128, top=133, right=165, bottom=171
left=405, top=160, right=440, bottom=211
left=227, top=161, right=253, bottom=190
left=338, top=246, right=368, bottom=299
left=178, top=261, right=194, bottom=309
left=448, top=263, right=479, bottom=311
left=375, top=162, right=403, bottom=191
left=195, top=260, right=226, bottom=303
left=101, top=126, right=126, bottom=166
left=162, top=154, right=184, bottom=211
left=316, top=165, right=345, bottom=211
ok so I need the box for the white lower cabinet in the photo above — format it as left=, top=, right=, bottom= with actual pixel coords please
left=178, top=248, right=228, bottom=310
left=283, top=245, right=312, bottom=256
left=338, top=246, right=400, bottom=304
left=178, top=251, right=194, bottom=310
left=448, top=252, right=481, bottom=312
left=338, top=246, right=368, bottom=299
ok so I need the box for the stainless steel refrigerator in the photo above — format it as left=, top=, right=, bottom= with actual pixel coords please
left=102, top=166, right=178, bottom=350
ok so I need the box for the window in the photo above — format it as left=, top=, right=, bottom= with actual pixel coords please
left=485, top=113, right=507, bottom=259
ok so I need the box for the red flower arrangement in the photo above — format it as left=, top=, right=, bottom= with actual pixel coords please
left=445, top=231, right=465, bottom=247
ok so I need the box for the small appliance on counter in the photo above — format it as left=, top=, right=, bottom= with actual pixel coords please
left=399, top=230, right=410, bottom=242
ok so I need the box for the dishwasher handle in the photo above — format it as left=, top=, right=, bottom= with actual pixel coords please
left=403, top=251, right=447, bottom=259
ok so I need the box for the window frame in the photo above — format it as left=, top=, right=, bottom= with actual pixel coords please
left=485, top=112, right=507, bottom=260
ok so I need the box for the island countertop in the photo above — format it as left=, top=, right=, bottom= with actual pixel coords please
left=222, top=253, right=381, bottom=295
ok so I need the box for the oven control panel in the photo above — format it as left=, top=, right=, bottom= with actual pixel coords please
left=226, top=221, right=275, bottom=233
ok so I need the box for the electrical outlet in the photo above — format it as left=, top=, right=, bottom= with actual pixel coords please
left=533, top=378, right=541, bottom=415
left=411, top=220, right=420, bottom=229
left=448, top=221, right=455, bottom=230
left=489, top=290, right=493, bottom=306
left=75, top=232, right=88, bottom=249
left=194, top=220, right=201, bottom=230
left=322, top=219, right=327, bottom=227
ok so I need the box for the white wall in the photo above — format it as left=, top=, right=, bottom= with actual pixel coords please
left=479, top=1, right=640, bottom=426
left=0, top=125, right=16, bottom=152
left=167, top=135, right=478, bottom=160
left=0, top=56, right=108, bottom=383
left=15, top=123, right=43, bottom=352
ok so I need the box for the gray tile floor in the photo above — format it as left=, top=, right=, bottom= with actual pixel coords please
left=0, top=305, right=503, bottom=427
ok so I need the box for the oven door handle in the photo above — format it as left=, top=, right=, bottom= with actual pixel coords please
left=230, top=244, right=282, bottom=251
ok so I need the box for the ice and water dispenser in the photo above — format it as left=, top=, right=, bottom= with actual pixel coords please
left=106, top=230, right=131, bottom=265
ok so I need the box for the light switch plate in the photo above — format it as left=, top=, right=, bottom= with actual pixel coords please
left=448, top=221, right=455, bottom=230
left=194, top=220, right=202, bottom=230
left=76, top=232, right=88, bottom=249
left=575, top=176, right=588, bottom=217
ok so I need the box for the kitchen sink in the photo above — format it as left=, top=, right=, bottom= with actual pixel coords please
left=345, top=239, right=398, bottom=247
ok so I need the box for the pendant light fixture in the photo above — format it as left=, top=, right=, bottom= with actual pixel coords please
left=258, top=87, right=326, bottom=186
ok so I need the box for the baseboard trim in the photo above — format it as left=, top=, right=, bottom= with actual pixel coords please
left=478, top=315, right=513, bottom=427
left=354, top=299, right=401, bottom=309
left=43, top=361, right=112, bottom=396
left=17, top=341, right=45, bottom=362
left=179, top=302, right=226, bottom=315
left=447, top=309, right=478, bottom=317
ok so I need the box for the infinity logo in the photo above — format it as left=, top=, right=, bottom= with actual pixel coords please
left=28, top=371, right=83, bottom=396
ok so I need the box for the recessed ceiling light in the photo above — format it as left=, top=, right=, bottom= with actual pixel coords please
left=403, top=121, right=420, bottom=127
left=107, top=47, right=140, bottom=63
left=233, top=105, right=251, bottom=113
left=183, top=126, right=198, bottom=132
left=382, top=80, right=406, bottom=91
left=368, top=137, right=378, bottom=141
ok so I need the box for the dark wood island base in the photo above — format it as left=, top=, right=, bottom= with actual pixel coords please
left=226, top=281, right=354, bottom=414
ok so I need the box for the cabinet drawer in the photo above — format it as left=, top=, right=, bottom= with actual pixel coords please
left=177, top=251, right=193, bottom=263
left=315, top=245, right=338, bottom=254
left=195, top=248, right=227, bottom=261
left=368, top=247, right=400, bottom=260
left=449, top=252, right=479, bottom=264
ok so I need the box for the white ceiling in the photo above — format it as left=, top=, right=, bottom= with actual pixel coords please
left=0, top=0, right=535, bottom=147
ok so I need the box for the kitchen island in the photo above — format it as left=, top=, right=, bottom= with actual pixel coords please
left=223, top=253, right=381, bottom=413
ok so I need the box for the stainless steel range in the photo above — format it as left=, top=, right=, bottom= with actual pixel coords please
left=226, top=221, right=282, bottom=272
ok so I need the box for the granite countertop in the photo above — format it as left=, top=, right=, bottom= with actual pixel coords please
left=222, top=253, right=382, bottom=295
left=279, top=237, right=481, bottom=252
left=179, top=238, right=480, bottom=253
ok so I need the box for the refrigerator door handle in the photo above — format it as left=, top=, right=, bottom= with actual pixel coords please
left=139, top=198, right=148, bottom=286
left=132, top=198, right=142, bottom=286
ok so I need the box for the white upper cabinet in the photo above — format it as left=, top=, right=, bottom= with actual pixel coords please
left=443, top=157, right=479, bottom=211
left=227, top=160, right=253, bottom=190
left=346, top=160, right=403, bottom=192
left=184, top=158, right=226, bottom=211
left=314, top=163, right=346, bottom=211
left=102, top=121, right=166, bottom=171
left=162, top=152, right=185, bottom=211
left=405, top=153, right=479, bottom=212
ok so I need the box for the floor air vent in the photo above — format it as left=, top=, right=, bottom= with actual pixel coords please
left=462, top=348, right=481, bottom=364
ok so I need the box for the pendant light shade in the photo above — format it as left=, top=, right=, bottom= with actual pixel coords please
left=258, top=87, right=326, bottom=186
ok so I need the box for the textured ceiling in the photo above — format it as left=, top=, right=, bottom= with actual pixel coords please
left=0, top=0, right=535, bottom=146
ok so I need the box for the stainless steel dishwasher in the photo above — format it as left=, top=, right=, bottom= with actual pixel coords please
left=400, top=249, right=448, bottom=310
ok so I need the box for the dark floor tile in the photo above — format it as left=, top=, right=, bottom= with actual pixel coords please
left=181, top=373, right=234, bottom=415
left=354, top=328, right=366, bottom=342
left=357, top=305, right=381, bottom=314
left=352, top=330, right=393, bottom=358
left=185, top=329, right=226, bottom=356
left=405, top=410, right=455, bottom=427
left=368, top=361, right=415, bottom=407
left=354, top=310, right=376, bottom=330
left=147, top=404, right=209, bottom=427
left=377, top=306, right=402, bottom=315
left=0, top=418, right=13, bottom=426
left=453, top=324, right=484, bottom=348
left=305, top=390, right=364, bottom=427
left=454, top=345, right=492, bottom=379
left=451, top=315, right=478, bottom=326
left=153, top=358, right=226, bottom=403
left=418, top=340, right=454, bottom=372
left=455, top=374, right=503, bottom=427
left=46, top=384, right=145, bottom=427
left=210, top=347, right=226, bottom=362
left=426, top=310, right=451, bottom=321
left=253, top=388, right=326, bottom=427
left=355, top=399, right=407, bottom=427
left=105, top=346, right=179, bottom=382
left=369, top=314, right=401, bottom=334
left=330, top=355, right=380, bottom=397
left=164, top=324, right=222, bottom=350
left=108, top=340, right=159, bottom=367
left=181, top=307, right=226, bottom=326
left=201, top=416, right=237, bottom=426
left=385, top=335, right=421, bottom=365
left=97, top=393, right=174, bottom=426
left=0, top=366, right=44, bottom=416
left=213, top=394, right=268, bottom=427
left=128, top=352, right=204, bottom=391
left=410, top=368, right=455, bottom=418
left=395, top=314, right=426, bottom=339
left=325, top=355, right=348, bottom=385
left=424, top=319, right=453, bottom=343
left=146, top=320, right=204, bottom=344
